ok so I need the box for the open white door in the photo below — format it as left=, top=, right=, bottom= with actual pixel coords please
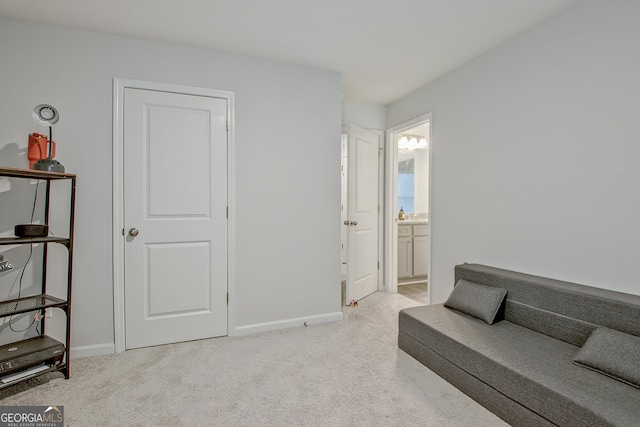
left=123, top=88, right=228, bottom=349
left=346, top=124, right=380, bottom=303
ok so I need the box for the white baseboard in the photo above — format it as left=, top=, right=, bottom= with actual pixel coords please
left=70, top=343, right=115, bottom=359
left=231, top=311, right=344, bottom=336
left=68, top=312, right=345, bottom=353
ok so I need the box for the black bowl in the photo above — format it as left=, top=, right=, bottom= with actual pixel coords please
left=15, top=224, right=49, bottom=238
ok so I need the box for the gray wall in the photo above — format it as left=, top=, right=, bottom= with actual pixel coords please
left=342, top=101, right=386, bottom=130
left=387, top=0, right=640, bottom=303
left=0, top=18, right=342, bottom=353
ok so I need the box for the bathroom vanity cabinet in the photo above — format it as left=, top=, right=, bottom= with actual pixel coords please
left=398, top=223, right=428, bottom=283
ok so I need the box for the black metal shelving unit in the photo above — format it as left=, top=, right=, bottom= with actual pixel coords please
left=0, top=166, right=75, bottom=388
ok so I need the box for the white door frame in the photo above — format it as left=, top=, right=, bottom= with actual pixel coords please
left=112, top=78, right=236, bottom=353
left=384, top=113, right=432, bottom=295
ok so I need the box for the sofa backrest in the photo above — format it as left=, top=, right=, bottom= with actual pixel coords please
left=454, top=263, right=640, bottom=347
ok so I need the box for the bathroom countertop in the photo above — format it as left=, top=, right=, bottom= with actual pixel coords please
left=396, top=219, right=428, bottom=225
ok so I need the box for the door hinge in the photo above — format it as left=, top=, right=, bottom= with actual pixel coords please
left=227, top=292, right=229, bottom=305
left=122, top=228, right=125, bottom=236
left=378, top=261, right=380, bottom=269
left=226, top=206, right=229, bottom=218
left=226, top=120, right=229, bottom=131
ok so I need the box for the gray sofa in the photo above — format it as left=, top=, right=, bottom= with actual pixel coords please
left=398, top=263, right=640, bottom=426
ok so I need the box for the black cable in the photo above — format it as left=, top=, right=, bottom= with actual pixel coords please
left=8, top=244, right=34, bottom=332
left=14, top=245, right=33, bottom=301
left=8, top=179, right=41, bottom=333
left=15, top=178, right=39, bottom=300
left=9, top=310, right=36, bottom=333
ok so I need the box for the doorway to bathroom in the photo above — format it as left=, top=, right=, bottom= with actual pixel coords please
left=385, top=113, right=432, bottom=304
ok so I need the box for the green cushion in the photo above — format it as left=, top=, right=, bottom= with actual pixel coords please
left=573, top=326, right=640, bottom=389
left=444, top=279, right=506, bottom=324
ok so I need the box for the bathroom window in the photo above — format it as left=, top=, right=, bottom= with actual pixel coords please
left=398, top=158, right=415, bottom=213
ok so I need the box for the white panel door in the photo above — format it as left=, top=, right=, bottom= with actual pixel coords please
left=124, top=88, right=228, bottom=349
left=346, top=124, right=379, bottom=302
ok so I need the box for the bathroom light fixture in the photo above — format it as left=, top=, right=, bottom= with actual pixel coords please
left=398, top=134, right=427, bottom=150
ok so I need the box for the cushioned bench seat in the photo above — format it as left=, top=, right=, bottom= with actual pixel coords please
left=399, top=304, right=640, bottom=426
left=399, top=264, right=640, bottom=426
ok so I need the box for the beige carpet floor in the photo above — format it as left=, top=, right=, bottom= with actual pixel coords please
left=0, top=292, right=506, bottom=426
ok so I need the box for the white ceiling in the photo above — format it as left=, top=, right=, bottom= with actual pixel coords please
left=0, top=0, right=579, bottom=105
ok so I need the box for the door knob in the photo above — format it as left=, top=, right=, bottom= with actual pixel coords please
left=128, top=228, right=139, bottom=237
left=344, top=220, right=350, bottom=226
left=350, top=221, right=358, bottom=226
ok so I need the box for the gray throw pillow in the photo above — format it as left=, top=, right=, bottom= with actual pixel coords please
left=573, top=326, right=640, bottom=389
left=444, top=279, right=507, bottom=324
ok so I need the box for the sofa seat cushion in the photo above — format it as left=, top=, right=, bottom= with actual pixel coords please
left=399, top=304, right=640, bottom=427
